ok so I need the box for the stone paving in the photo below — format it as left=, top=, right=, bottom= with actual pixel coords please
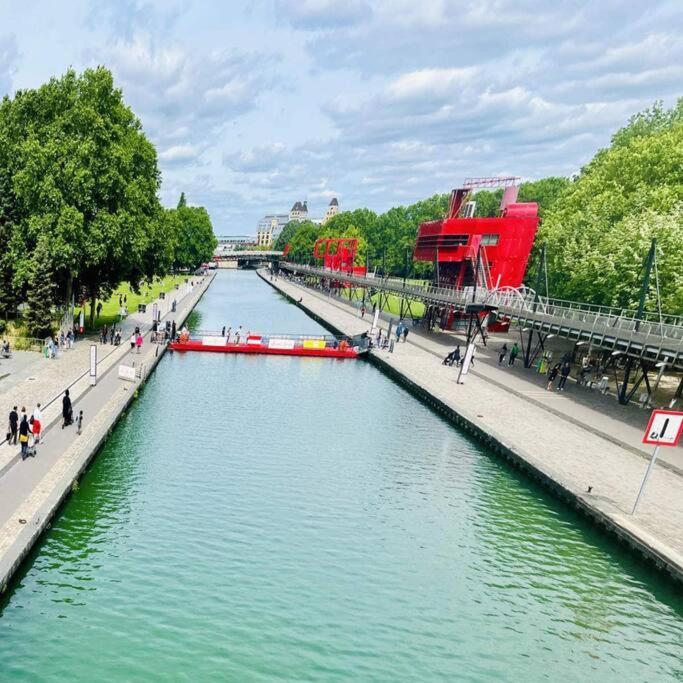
left=0, top=275, right=213, bottom=590
left=0, top=281, right=198, bottom=475
left=321, top=287, right=683, bottom=473
left=266, top=273, right=683, bottom=582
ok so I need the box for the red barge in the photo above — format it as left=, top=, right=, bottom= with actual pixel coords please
left=169, top=331, right=369, bottom=359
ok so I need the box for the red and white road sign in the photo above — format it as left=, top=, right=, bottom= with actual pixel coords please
left=642, top=410, right=683, bottom=447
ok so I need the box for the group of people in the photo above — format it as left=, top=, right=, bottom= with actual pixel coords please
left=497, top=343, right=520, bottom=367
left=220, top=325, right=245, bottom=345
left=45, top=329, right=75, bottom=359
left=130, top=327, right=144, bottom=353
left=5, top=390, right=84, bottom=460
left=6, top=404, right=41, bottom=460
left=100, top=325, right=122, bottom=346
left=546, top=360, right=572, bottom=391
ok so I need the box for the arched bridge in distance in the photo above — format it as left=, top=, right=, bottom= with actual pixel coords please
left=213, top=250, right=283, bottom=268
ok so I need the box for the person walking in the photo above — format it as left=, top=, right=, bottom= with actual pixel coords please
left=360, top=304, right=366, bottom=319
left=8, top=406, right=18, bottom=445
left=32, top=403, right=43, bottom=444
left=171, top=321, right=177, bottom=341
left=546, top=363, right=560, bottom=391
left=130, top=332, right=136, bottom=352
left=395, top=322, right=403, bottom=343
left=508, top=342, right=520, bottom=367
left=136, top=332, right=143, bottom=353
left=402, top=325, right=409, bottom=343
left=19, top=409, right=32, bottom=460
left=76, top=410, right=84, bottom=436
left=110, top=326, right=115, bottom=344
left=62, top=390, right=73, bottom=428
left=557, top=361, right=571, bottom=391
left=498, top=343, right=508, bottom=365
left=221, top=325, right=226, bottom=337
left=96, top=301, right=103, bottom=319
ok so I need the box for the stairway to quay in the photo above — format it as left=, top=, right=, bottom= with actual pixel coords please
left=260, top=270, right=683, bottom=584
left=0, top=273, right=215, bottom=591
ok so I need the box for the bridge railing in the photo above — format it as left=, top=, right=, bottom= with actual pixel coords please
left=281, top=262, right=683, bottom=343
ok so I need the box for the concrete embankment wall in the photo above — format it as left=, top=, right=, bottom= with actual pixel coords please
left=0, top=275, right=215, bottom=592
left=259, top=270, right=683, bottom=585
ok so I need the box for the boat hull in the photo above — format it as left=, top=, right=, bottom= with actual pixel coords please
left=168, top=341, right=362, bottom=359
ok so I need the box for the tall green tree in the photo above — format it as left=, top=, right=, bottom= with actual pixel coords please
left=25, top=237, right=55, bottom=337
left=539, top=98, right=683, bottom=307
left=273, top=220, right=300, bottom=252
left=177, top=192, right=187, bottom=209
left=172, top=197, right=217, bottom=270
left=0, top=66, right=162, bottom=327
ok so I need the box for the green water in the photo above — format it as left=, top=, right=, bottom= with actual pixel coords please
left=1, top=271, right=681, bottom=682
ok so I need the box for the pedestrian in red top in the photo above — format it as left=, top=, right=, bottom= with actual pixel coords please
left=136, top=333, right=143, bottom=353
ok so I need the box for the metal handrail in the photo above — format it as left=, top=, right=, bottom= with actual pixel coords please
left=281, top=262, right=683, bottom=366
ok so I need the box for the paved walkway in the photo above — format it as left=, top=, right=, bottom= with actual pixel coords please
left=0, top=281, right=198, bottom=474
left=266, top=272, right=683, bottom=582
left=319, top=286, right=683, bottom=473
left=0, top=276, right=213, bottom=589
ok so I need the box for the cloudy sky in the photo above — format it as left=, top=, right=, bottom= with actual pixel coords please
left=1, top=1, right=681, bottom=234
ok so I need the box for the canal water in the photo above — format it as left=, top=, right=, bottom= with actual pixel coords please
left=1, top=270, right=681, bottom=682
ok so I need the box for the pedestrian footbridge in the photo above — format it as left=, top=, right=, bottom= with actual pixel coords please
left=279, top=263, right=683, bottom=373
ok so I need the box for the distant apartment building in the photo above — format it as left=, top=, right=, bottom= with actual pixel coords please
left=256, top=214, right=289, bottom=247
left=322, top=197, right=339, bottom=224
left=289, top=200, right=308, bottom=222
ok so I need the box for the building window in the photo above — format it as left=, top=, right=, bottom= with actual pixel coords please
left=481, top=234, right=499, bottom=246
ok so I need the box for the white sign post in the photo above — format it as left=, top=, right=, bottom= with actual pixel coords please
left=152, top=302, right=158, bottom=322
left=456, top=344, right=475, bottom=384
left=371, top=308, right=380, bottom=334
left=632, top=410, right=683, bottom=514
left=89, top=344, right=97, bottom=386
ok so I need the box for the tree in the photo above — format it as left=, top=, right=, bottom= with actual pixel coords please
left=539, top=98, right=683, bottom=306
left=473, top=189, right=503, bottom=217
left=273, top=221, right=301, bottom=252
left=177, top=192, right=187, bottom=209
left=172, top=201, right=217, bottom=270
left=517, top=177, right=570, bottom=219
left=25, top=238, right=55, bottom=337
left=286, top=221, right=321, bottom=264
left=0, top=67, right=163, bottom=327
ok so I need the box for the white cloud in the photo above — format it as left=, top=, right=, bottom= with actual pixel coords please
left=0, top=33, right=19, bottom=94
left=275, top=0, right=371, bottom=29
left=159, top=144, right=202, bottom=164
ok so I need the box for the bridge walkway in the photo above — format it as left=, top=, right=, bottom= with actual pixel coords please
left=280, top=264, right=683, bottom=371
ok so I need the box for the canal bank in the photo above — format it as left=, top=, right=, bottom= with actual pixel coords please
left=260, top=270, right=683, bottom=584
left=1, top=269, right=682, bottom=682
left=0, top=273, right=215, bottom=592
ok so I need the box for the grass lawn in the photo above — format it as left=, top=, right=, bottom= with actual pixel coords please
left=83, top=275, right=188, bottom=330
left=340, top=288, right=426, bottom=318
left=370, top=293, right=426, bottom=318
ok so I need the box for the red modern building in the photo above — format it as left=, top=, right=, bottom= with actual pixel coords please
left=413, top=178, right=539, bottom=290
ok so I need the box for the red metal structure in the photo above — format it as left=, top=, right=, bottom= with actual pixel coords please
left=313, top=237, right=366, bottom=276
left=414, top=178, right=539, bottom=290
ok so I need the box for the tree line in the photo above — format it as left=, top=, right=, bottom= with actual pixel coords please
left=0, top=67, right=217, bottom=335
left=278, top=99, right=683, bottom=313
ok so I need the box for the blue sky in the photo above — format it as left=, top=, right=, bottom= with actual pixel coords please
left=1, top=1, right=681, bottom=234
